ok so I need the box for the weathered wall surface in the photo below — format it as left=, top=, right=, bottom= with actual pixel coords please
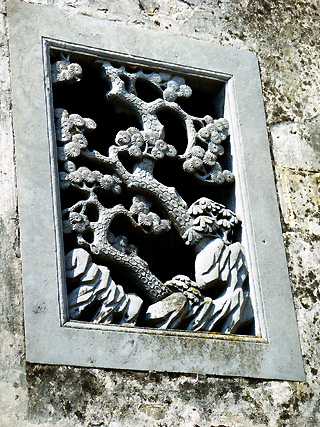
left=0, top=1, right=319, bottom=426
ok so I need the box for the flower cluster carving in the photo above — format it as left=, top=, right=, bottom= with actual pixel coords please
left=52, top=56, right=253, bottom=334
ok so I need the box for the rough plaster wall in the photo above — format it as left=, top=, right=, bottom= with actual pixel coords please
left=0, top=0, right=319, bottom=426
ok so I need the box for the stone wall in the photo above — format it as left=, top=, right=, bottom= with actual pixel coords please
left=0, top=1, right=319, bottom=426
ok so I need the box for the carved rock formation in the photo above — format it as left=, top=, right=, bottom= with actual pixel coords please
left=66, top=248, right=143, bottom=325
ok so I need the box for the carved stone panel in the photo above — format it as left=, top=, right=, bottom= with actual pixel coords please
left=51, top=53, right=253, bottom=335
left=8, top=0, right=304, bottom=380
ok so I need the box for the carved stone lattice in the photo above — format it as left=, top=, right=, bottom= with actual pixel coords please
left=52, top=54, right=254, bottom=334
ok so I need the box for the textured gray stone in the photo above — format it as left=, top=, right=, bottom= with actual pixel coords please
left=271, top=120, right=320, bottom=171
left=275, top=166, right=320, bottom=235
left=1, top=0, right=320, bottom=426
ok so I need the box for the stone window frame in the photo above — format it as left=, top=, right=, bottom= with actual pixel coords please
left=8, top=0, right=304, bottom=380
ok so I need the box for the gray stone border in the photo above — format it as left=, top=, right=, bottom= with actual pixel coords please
left=8, top=0, right=304, bottom=380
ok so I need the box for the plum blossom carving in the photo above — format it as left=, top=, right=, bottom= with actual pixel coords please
left=129, top=195, right=171, bottom=235
left=183, top=118, right=234, bottom=185
left=51, top=54, right=83, bottom=84
left=63, top=212, right=90, bottom=234
left=114, top=127, right=177, bottom=161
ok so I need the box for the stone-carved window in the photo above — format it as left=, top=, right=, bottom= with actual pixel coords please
left=52, top=51, right=253, bottom=334
left=8, top=0, right=304, bottom=380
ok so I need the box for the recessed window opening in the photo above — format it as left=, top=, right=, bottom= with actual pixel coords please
left=52, top=48, right=254, bottom=335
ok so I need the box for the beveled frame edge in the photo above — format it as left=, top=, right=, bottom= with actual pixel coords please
left=43, top=36, right=267, bottom=338
left=7, top=0, right=305, bottom=380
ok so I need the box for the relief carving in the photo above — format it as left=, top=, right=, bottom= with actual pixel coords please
left=52, top=56, right=253, bottom=334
